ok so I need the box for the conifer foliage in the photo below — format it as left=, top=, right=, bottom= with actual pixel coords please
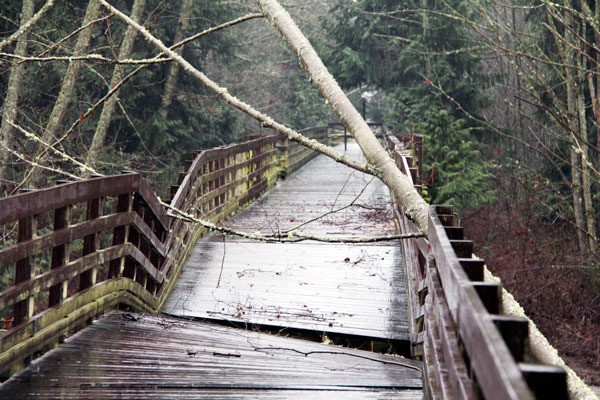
left=327, top=0, right=495, bottom=209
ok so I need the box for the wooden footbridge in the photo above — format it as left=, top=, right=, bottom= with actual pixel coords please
left=0, top=128, right=585, bottom=399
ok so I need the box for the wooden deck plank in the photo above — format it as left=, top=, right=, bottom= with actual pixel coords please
left=165, top=242, right=408, bottom=339
left=163, top=142, right=410, bottom=340
left=0, top=312, right=422, bottom=399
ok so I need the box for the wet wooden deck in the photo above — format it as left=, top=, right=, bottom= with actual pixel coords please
left=0, top=312, right=422, bottom=399
left=0, top=141, right=421, bottom=399
left=163, top=141, right=411, bottom=342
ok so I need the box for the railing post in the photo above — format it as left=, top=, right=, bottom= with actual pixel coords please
left=13, top=215, right=35, bottom=326
left=344, top=126, right=347, bottom=150
left=8, top=212, right=34, bottom=378
left=226, top=153, right=233, bottom=204
left=123, top=194, right=144, bottom=281
left=209, top=160, right=215, bottom=211
left=277, top=137, right=289, bottom=179
left=219, top=157, right=225, bottom=206
left=49, top=205, right=69, bottom=306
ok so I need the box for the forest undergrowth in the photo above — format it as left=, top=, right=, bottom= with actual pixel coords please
left=462, top=175, right=600, bottom=385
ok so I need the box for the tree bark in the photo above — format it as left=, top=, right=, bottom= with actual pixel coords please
left=0, top=0, right=36, bottom=192
left=26, top=0, right=101, bottom=187
left=575, top=43, right=597, bottom=255
left=255, top=0, right=429, bottom=232
left=553, top=1, right=587, bottom=254
left=85, top=0, right=146, bottom=170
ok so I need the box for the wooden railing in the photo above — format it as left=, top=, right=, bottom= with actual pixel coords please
left=164, top=135, right=281, bottom=295
left=388, top=135, right=570, bottom=400
left=277, top=126, right=330, bottom=178
left=0, top=173, right=168, bottom=378
left=0, top=132, right=332, bottom=380
left=2, top=127, right=574, bottom=398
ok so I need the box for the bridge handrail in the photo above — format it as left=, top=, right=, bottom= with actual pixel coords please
left=158, top=135, right=282, bottom=306
left=0, top=172, right=168, bottom=376
left=387, top=134, right=569, bottom=400
left=277, top=126, right=330, bottom=178
left=0, top=130, right=334, bottom=379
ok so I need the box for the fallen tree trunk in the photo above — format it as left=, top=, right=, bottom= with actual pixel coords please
left=99, top=0, right=428, bottom=232
left=98, top=0, right=378, bottom=178
left=256, top=0, right=429, bottom=232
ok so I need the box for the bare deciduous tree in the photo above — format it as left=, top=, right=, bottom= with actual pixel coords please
left=85, top=0, right=147, bottom=170
left=25, top=0, right=102, bottom=187
left=0, top=0, right=36, bottom=191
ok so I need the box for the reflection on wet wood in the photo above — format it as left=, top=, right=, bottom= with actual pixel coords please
left=164, top=142, right=410, bottom=341
left=1, top=312, right=423, bottom=399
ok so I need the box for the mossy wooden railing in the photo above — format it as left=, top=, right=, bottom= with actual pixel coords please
left=277, top=126, right=330, bottom=178
left=0, top=131, right=329, bottom=379
left=388, top=135, right=570, bottom=400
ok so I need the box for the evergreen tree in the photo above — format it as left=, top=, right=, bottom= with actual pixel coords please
left=327, top=0, right=495, bottom=209
left=417, top=109, right=495, bottom=209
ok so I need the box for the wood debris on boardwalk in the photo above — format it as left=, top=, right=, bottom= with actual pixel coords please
left=163, top=142, right=411, bottom=341
left=0, top=312, right=423, bottom=399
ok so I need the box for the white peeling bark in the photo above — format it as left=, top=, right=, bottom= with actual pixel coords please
left=255, top=0, right=429, bottom=232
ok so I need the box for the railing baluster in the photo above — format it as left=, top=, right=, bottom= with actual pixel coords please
left=108, top=192, right=132, bottom=278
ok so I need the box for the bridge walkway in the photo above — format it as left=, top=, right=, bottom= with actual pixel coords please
left=0, top=141, right=422, bottom=399
left=163, top=141, right=411, bottom=342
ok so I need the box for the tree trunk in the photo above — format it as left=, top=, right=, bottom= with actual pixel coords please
left=0, top=0, right=36, bottom=192
left=568, top=87, right=586, bottom=255
left=255, top=0, right=429, bottom=232
left=100, top=0, right=380, bottom=181
left=85, top=0, right=146, bottom=170
left=153, top=0, right=193, bottom=153
left=158, top=0, right=193, bottom=121
left=576, top=35, right=597, bottom=255
left=558, top=1, right=587, bottom=254
left=26, top=0, right=101, bottom=187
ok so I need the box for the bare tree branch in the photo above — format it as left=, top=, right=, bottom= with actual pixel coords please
left=98, top=0, right=378, bottom=178
left=0, top=52, right=172, bottom=64
left=0, top=140, right=83, bottom=182
left=4, top=118, right=99, bottom=176
left=162, top=200, right=425, bottom=243
left=0, top=0, right=56, bottom=52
